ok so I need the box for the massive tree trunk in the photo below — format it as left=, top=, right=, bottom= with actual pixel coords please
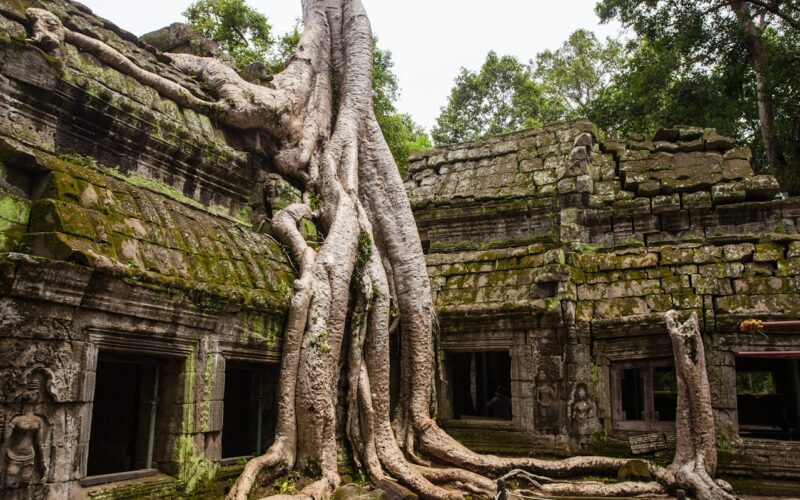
left=28, top=4, right=737, bottom=499
left=731, top=1, right=787, bottom=174
left=664, top=312, right=736, bottom=500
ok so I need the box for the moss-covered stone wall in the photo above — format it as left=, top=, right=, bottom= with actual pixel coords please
left=411, top=121, right=800, bottom=483
left=21, top=152, right=294, bottom=310
left=0, top=3, right=295, bottom=497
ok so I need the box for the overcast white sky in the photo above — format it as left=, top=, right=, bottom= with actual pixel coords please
left=78, top=1, right=623, bottom=131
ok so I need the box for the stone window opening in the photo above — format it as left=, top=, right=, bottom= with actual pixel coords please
left=447, top=351, right=512, bottom=421
left=83, top=352, right=174, bottom=484
left=736, top=356, right=800, bottom=441
left=611, top=359, right=677, bottom=432
left=221, top=363, right=279, bottom=463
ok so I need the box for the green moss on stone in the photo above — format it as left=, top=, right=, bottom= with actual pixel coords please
left=174, top=351, right=219, bottom=494
left=0, top=188, right=30, bottom=252
left=0, top=190, right=29, bottom=225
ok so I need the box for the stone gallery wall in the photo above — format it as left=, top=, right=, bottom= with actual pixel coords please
left=407, top=121, right=800, bottom=480
left=0, top=1, right=295, bottom=497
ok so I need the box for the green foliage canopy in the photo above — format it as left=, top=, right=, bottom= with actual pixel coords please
left=372, top=44, right=432, bottom=176
left=595, top=0, right=800, bottom=182
left=535, top=29, right=624, bottom=120
left=432, top=52, right=561, bottom=145
left=184, top=0, right=273, bottom=70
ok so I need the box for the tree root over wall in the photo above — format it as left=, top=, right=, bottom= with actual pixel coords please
left=27, top=5, right=738, bottom=499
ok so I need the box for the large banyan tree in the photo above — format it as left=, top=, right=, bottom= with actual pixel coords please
left=28, top=1, right=738, bottom=498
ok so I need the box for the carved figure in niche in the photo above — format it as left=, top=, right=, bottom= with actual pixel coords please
left=534, top=368, right=560, bottom=434
left=535, top=368, right=557, bottom=407
left=1, top=376, right=48, bottom=488
left=569, top=383, right=595, bottom=434
left=568, top=383, right=596, bottom=437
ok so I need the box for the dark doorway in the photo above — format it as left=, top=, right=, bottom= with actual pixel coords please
left=737, top=357, right=800, bottom=440
left=448, top=351, right=512, bottom=420
left=222, top=363, right=279, bottom=459
left=87, top=353, right=161, bottom=477
left=620, top=368, right=645, bottom=421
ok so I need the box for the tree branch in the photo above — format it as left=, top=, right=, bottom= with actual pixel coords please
left=702, top=0, right=800, bottom=31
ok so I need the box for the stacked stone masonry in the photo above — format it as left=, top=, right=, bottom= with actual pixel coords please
left=408, top=121, right=800, bottom=488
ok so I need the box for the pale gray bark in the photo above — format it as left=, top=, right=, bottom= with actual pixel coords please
left=665, top=311, right=737, bottom=500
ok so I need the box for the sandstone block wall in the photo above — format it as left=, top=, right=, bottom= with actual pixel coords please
left=409, top=121, right=800, bottom=481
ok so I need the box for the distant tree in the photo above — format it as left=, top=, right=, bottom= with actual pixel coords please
left=534, top=29, right=625, bottom=120
left=433, top=51, right=561, bottom=145
left=267, top=20, right=302, bottom=73
left=379, top=113, right=432, bottom=177
left=372, top=44, right=432, bottom=176
left=597, top=0, right=800, bottom=189
left=589, top=37, right=754, bottom=139
left=183, top=0, right=273, bottom=70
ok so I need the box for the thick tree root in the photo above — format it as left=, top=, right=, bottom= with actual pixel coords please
left=27, top=5, right=738, bottom=500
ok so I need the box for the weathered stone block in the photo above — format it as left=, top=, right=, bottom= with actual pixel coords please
left=520, top=157, right=544, bottom=172
left=679, top=139, right=705, bottom=152
left=682, top=191, right=712, bottom=209
left=628, top=140, right=653, bottom=151
left=694, top=246, right=723, bottom=264
left=734, top=276, right=794, bottom=295
left=692, top=275, right=733, bottom=295
left=672, top=290, right=702, bottom=308
left=679, top=127, right=704, bottom=141
left=723, top=243, right=755, bottom=262
left=661, top=246, right=695, bottom=265
left=654, top=141, right=680, bottom=153
left=712, top=183, right=747, bottom=205
left=593, top=297, right=650, bottom=317
left=651, top=194, right=681, bottom=213
left=557, top=177, right=577, bottom=194
left=578, top=279, right=661, bottom=300
left=776, top=259, right=800, bottom=277
left=724, top=147, right=752, bottom=160
left=788, top=242, right=800, bottom=259
left=721, top=159, right=753, bottom=181
left=576, top=175, right=593, bottom=193
left=698, top=262, right=744, bottom=279
left=659, top=210, right=691, bottom=233
left=638, top=180, right=661, bottom=197
left=653, top=128, right=680, bottom=142
left=662, top=275, right=691, bottom=293
left=593, top=180, right=619, bottom=198
left=743, top=262, right=775, bottom=278
left=754, top=242, right=784, bottom=262
left=615, top=190, right=635, bottom=201
left=646, top=294, right=674, bottom=312
left=633, top=214, right=659, bottom=233
left=619, top=149, right=650, bottom=162
left=705, top=134, right=736, bottom=151
left=744, top=175, right=781, bottom=201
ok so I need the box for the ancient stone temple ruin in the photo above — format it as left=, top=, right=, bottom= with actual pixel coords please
left=405, top=122, right=800, bottom=493
left=0, top=0, right=799, bottom=498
